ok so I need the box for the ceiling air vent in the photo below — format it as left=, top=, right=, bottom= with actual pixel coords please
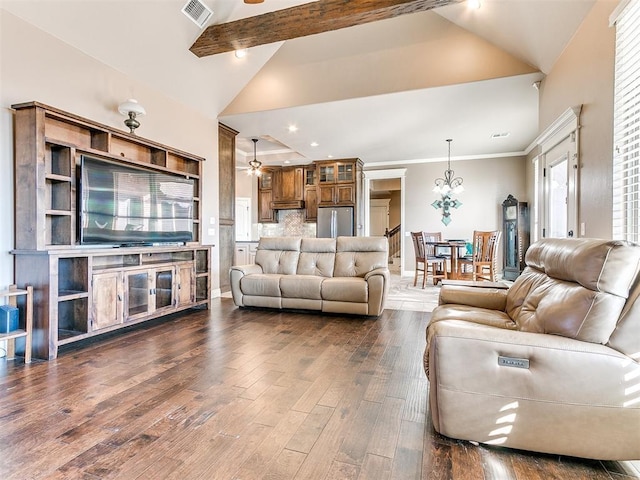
left=182, top=0, right=213, bottom=29
left=491, top=132, right=510, bottom=139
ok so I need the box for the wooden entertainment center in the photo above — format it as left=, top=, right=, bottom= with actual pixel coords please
left=11, top=102, right=211, bottom=360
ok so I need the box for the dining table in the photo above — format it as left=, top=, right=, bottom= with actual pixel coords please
left=427, top=239, right=468, bottom=280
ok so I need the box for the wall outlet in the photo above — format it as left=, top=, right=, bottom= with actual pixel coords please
left=580, top=222, right=585, bottom=236
left=208, top=228, right=215, bottom=236
left=210, top=217, right=216, bottom=225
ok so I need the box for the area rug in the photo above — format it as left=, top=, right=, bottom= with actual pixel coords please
left=386, top=274, right=441, bottom=312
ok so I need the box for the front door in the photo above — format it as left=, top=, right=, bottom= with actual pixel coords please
left=543, top=132, right=578, bottom=239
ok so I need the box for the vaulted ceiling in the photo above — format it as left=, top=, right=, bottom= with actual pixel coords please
left=1, top=0, right=597, bottom=166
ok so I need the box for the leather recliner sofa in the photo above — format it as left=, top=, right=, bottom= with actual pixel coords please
left=230, top=236, right=389, bottom=316
left=424, top=238, right=640, bottom=460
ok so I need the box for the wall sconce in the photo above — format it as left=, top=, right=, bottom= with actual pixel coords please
left=118, top=99, right=146, bottom=134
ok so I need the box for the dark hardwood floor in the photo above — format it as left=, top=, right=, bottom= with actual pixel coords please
left=1, top=298, right=638, bottom=479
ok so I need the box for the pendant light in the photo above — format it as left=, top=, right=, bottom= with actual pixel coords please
left=433, top=138, right=464, bottom=195
left=247, top=138, right=262, bottom=176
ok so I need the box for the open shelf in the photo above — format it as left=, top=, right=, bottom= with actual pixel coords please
left=0, top=329, right=28, bottom=342
left=46, top=143, right=73, bottom=176
left=92, top=254, right=141, bottom=270
left=196, top=276, right=209, bottom=302
left=57, top=297, right=89, bottom=337
left=58, top=290, right=89, bottom=301
left=195, top=249, right=209, bottom=274
left=46, top=215, right=72, bottom=246
left=58, top=257, right=88, bottom=295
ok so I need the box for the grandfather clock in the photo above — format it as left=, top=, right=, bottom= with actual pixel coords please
left=502, top=194, right=529, bottom=281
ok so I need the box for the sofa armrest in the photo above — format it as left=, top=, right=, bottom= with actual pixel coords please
left=365, top=268, right=390, bottom=316
left=364, top=267, right=389, bottom=282
left=230, top=264, right=263, bottom=276
left=229, top=264, right=263, bottom=306
left=425, top=320, right=640, bottom=459
left=439, top=285, right=508, bottom=311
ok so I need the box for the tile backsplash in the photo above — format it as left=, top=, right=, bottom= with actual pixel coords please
left=258, top=209, right=316, bottom=238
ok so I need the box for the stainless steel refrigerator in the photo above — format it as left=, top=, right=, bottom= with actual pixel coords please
left=317, top=206, right=354, bottom=238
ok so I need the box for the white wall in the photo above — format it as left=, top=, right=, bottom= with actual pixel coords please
left=369, top=155, right=527, bottom=274
left=0, top=11, right=222, bottom=290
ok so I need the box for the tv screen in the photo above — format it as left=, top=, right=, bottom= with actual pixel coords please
left=80, top=156, right=194, bottom=245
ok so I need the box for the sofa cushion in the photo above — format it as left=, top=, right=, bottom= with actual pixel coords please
left=280, top=275, right=324, bottom=300
left=255, top=237, right=301, bottom=275
left=240, top=274, right=283, bottom=297
left=322, top=277, right=368, bottom=303
left=506, top=238, right=640, bottom=344
left=431, top=304, right=515, bottom=330
left=297, top=238, right=336, bottom=277
left=334, top=237, right=388, bottom=277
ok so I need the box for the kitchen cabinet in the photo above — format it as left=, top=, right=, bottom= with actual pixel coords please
left=235, top=242, right=258, bottom=265
left=272, top=166, right=304, bottom=209
left=304, top=167, right=317, bottom=222
left=257, top=168, right=277, bottom=223
left=316, top=159, right=362, bottom=207
left=256, top=159, right=362, bottom=229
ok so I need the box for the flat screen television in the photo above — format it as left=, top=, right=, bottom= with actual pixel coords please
left=79, top=155, right=194, bottom=245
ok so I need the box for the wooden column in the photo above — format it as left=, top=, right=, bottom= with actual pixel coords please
left=218, top=124, right=238, bottom=293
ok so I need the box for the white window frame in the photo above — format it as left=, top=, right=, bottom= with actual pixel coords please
left=612, top=0, right=640, bottom=242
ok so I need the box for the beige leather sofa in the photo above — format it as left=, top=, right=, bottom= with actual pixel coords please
left=230, top=236, right=389, bottom=316
left=424, top=238, right=640, bottom=460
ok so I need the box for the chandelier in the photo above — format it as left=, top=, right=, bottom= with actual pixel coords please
left=433, top=138, right=464, bottom=195
left=247, top=138, right=262, bottom=176
left=431, top=138, right=463, bottom=225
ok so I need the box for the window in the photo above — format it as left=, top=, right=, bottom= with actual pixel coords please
left=612, top=0, right=640, bottom=242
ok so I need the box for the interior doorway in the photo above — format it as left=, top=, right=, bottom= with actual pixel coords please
left=364, top=169, right=406, bottom=275
left=369, top=198, right=391, bottom=236
left=235, top=197, right=251, bottom=241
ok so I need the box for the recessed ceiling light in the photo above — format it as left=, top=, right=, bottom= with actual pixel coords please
left=467, top=0, right=481, bottom=9
left=310, top=142, right=319, bottom=147
left=284, top=160, right=291, bottom=164
left=327, top=154, right=333, bottom=159
left=491, top=132, right=510, bottom=139
left=235, top=49, right=248, bottom=58
left=288, top=125, right=298, bottom=133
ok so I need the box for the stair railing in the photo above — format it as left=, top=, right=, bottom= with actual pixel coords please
left=385, top=224, right=401, bottom=262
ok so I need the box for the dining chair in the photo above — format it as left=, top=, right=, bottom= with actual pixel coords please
left=411, top=231, right=446, bottom=288
left=457, top=230, right=502, bottom=281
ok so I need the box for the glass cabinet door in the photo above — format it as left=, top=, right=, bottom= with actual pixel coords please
left=126, top=271, right=150, bottom=318
left=337, top=163, right=354, bottom=182
left=305, top=168, right=316, bottom=186
left=155, top=268, right=174, bottom=309
left=260, top=170, right=273, bottom=189
left=318, top=165, right=335, bottom=183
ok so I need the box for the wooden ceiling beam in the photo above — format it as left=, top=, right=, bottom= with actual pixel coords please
left=190, top=0, right=458, bottom=57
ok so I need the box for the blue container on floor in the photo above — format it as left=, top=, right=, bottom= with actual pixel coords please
left=0, top=305, right=19, bottom=333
